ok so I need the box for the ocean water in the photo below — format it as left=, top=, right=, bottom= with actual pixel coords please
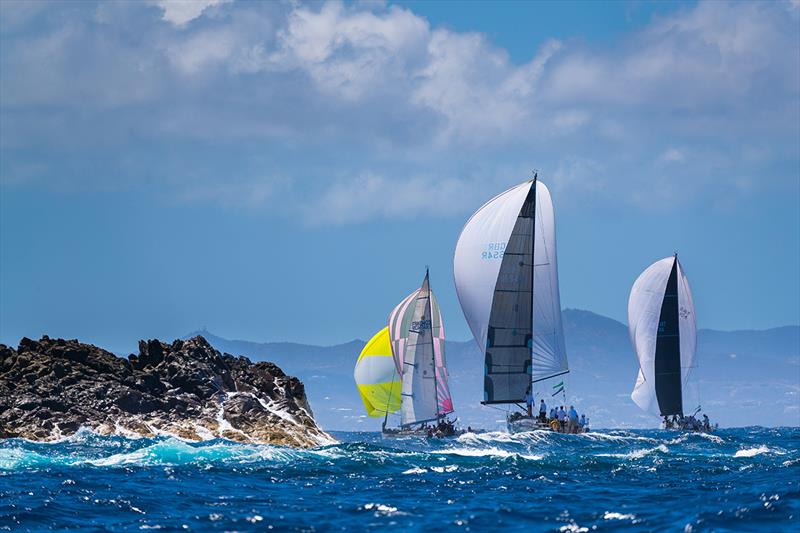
left=1, top=427, right=797, bottom=532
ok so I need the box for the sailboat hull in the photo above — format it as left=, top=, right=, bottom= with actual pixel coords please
left=382, top=426, right=464, bottom=439
left=506, top=415, right=588, bottom=434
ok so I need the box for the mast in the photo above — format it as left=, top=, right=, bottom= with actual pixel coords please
left=529, top=171, right=537, bottom=392
left=426, top=268, right=441, bottom=421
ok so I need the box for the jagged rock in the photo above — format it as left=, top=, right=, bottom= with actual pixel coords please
left=0, top=335, right=333, bottom=447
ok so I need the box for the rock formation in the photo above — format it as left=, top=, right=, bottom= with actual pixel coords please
left=0, top=335, right=334, bottom=447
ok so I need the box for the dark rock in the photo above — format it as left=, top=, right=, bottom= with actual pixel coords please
left=0, top=335, right=331, bottom=447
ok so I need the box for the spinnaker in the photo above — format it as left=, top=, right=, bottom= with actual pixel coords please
left=628, top=254, right=697, bottom=417
left=453, top=174, right=573, bottom=433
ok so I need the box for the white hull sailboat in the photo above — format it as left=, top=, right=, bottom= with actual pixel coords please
left=454, top=174, right=582, bottom=434
left=628, top=254, right=714, bottom=432
left=354, top=270, right=458, bottom=438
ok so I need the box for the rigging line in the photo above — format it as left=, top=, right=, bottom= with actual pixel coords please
left=382, top=363, right=398, bottom=427
left=426, top=270, right=442, bottom=421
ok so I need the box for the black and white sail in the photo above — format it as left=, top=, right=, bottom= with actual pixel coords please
left=628, top=255, right=697, bottom=416
left=453, top=177, right=568, bottom=405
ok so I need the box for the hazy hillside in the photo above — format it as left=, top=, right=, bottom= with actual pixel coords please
left=187, top=309, right=800, bottom=431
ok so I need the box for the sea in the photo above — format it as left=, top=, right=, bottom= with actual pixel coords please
left=1, top=427, right=797, bottom=532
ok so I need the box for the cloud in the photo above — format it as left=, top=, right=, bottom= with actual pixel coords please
left=0, top=0, right=797, bottom=220
left=153, top=0, right=232, bottom=27
left=305, top=172, right=482, bottom=224
left=270, top=2, right=430, bottom=101
left=659, top=148, right=685, bottom=164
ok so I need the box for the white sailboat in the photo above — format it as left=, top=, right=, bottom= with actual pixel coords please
left=628, top=254, right=712, bottom=431
left=354, top=269, right=456, bottom=437
left=454, top=174, right=574, bottom=433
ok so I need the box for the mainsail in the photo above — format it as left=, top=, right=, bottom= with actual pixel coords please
left=394, top=271, right=453, bottom=426
left=353, top=327, right=401, bottom=417
left=628, top=255, right=697, bottom=416
left=454, top=177, right=569, bottom=404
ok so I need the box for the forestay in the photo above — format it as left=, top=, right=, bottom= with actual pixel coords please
left=454, top=178, right=569, bottom=404
left=628, top=255, right=697, bottom=416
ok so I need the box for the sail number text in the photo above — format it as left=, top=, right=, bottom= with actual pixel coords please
left=481, top=242, right=507, bottom=260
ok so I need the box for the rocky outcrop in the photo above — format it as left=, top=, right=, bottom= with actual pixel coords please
left=0, top=336, right=334, bottom=447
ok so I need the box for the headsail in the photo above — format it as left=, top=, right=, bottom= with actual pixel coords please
left=628, top=255, right=696, bottom=416
left=388, top=290, right=418, bottom=375
left=398, top=271, right=453, bottom=426
left=454, top=178, right=569, bottom=404
left=353, top=327, right=401, bottom=417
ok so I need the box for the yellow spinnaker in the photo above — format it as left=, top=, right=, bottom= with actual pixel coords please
left=353, top=326, right=401, bottom=417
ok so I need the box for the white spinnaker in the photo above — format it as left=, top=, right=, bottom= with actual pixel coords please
left=453, top=181, right=533, bottom=354
left=676, top=259, right=697, bottom=381
left=453, top=179, right=569, bottom=385
left=531, top=182, right=569, bottom=380
left=628, top=256, right=696, bottom=414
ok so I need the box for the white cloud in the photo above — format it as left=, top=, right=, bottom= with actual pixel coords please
left=542, top=1, right=798, bottom=115
left=0, top=0, right=797, bottom=219
left=165, top=27, right=239, bottom=74
left=306, top=173, right=478, bottom=224
left=269, top=2, right=430, bottom=100
left=153, top=0, right=231, bottom=28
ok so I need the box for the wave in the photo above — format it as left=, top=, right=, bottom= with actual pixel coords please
left=433, top=446, right=543, bottom=461
left=733, top=445, right=784, bottom=458
left=2, top=428, right=797, bottom=474
left=596, top=444, right=670, bottom=460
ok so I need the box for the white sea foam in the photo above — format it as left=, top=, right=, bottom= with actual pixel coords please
left=558, top=523, right=589, bottom=532
left=597, top=444, right=669, bottom=460
left=456, top=431, right=519, bottom=444
left=603, top=511, right=636, bottom=520
left=733, top=446, right=783, bottom=458
left=433, top=447, right=543, bottom=461
left=430, top=465, right=458, bottom=473
left=579, top=431, right=658, bottom=444
left=401, top=466, right=427, bottom=474
left=0, top=448, right=37, bottom=469
left=363, top=503, right=404, bottom=516
left=694, top=432, right=724, bottom=444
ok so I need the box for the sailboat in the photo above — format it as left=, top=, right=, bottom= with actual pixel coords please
left=628, top=254, right=713, bottom=431
left=454, top=174, right=575, bottom=434
left=354, top=270, right=457, bottom=437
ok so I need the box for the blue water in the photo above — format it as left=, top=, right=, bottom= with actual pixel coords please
left=1, top=427, right=797, bottom=532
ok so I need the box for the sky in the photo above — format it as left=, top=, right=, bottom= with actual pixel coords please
left=1, top=0, right=798, bottom=353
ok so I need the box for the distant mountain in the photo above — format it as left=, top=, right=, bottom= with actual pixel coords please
left=186, top=310, right=800, bottom=431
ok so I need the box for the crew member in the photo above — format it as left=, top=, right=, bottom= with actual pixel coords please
left=524, top=386, right=533, bottom=417
left=568, top=405, right=579, bottom=434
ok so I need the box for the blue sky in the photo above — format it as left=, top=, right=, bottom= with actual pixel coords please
left=1, top=0, right=798, bottom=352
